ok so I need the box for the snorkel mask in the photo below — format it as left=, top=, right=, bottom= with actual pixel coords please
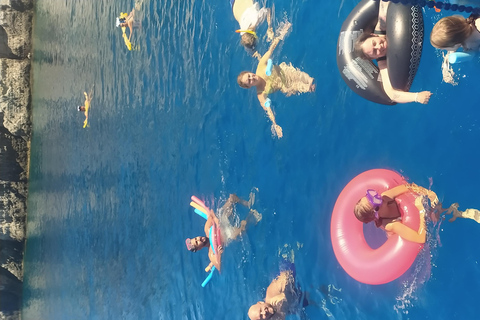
left=366, top=189, right=382, bottom=220
left=185, top=238, right=194, bottom=251
left=235, top=29, right=258, bottom=39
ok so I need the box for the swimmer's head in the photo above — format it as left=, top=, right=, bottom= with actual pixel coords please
left=185, top=236, right=208, bottom=252
left=354, top=196, right=380, bottom=226
left=237, top=71, right=258, bottom=89
left=430, top=14, right=477, bottom=50
left=240, top=32, right=257, bottom=51
left=78, top=106, right=85, bottom=112
left=248, top=301, right=274, bottom=320
left=355, top=33, right=387, bottom=60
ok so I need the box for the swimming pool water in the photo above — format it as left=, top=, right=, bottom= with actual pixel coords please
left=22, top=0, right=480, bottom=319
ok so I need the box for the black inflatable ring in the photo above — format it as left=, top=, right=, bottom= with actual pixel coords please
left=336, top=0, right=424, bottom=105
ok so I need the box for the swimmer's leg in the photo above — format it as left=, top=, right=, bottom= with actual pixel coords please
left=248, top=188, right=258, bottom=208
left=246, top=209, right=262, bottom=225
left=229, top=220, right=247, bottom=240
left=279, top=258, right=296, bottom=278
left=223, top=194, right=249, bottom=212
left=309, top=78, right=316, bottom=92
left=229, top=210, right=262, bottom=240
left=266, top=5, right=274, bottom=42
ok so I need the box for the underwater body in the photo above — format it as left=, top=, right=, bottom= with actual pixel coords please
left=21, top=0, right=480, bottom=319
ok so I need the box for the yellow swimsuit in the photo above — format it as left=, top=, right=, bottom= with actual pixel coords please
left=263, top=63, right=313, bottom=97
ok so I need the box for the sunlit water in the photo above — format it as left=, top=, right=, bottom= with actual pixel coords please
left=22, top=0, right=480, bottom=319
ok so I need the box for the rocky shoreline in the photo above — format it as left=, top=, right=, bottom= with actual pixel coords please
left=0, top=0, right=34, bottom=319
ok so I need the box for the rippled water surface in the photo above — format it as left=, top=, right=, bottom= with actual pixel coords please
left=23, top=0, right=480, bottom=319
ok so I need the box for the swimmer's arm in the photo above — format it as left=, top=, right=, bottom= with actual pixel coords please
left=127, top=21, right=133, bottom=41
left=257, top=93, right=283, bottom=138
left=258, top=94, right=275, bottom=121
left=378, top=62, right=432, bottom=104
left=260, top=37, right=281, bottom=64
left=204, top=209, right=220, bottom=236
left=204, top=215, right=214, bottom=235
left=375, top=0, right=389, bottom=32
left=128, top=9, right=135, bottom=19
left=381, top=184, right=409, bottom=199
left=266, top=293, right=287, bottom=307
left=385, top=214, right=426, bottom=244
left=266, top=8, right=273, bottom=41
left=265, top=272, right=289, bottom=298
left=208, top=248, right=221, bottom=272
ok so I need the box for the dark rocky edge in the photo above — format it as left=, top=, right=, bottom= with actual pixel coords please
left=0, top=1, right=34, bottom=319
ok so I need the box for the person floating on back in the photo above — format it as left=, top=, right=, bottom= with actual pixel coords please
left=237, top=22, right=314, bottom=138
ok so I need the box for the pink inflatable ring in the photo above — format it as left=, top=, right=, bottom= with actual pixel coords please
left=330, top=169, right=423, bottom=285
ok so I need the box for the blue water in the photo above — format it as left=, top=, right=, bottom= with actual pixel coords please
left=22, top=0, right=480, bottom=319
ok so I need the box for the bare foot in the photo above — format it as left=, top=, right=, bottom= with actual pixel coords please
left=277, top=21, right=292, bottom=41
left=267, top=28, right=274, bottom=42
left=248, top=209, right=262, bottom=225
left=248, top=188, right=258, bottom=208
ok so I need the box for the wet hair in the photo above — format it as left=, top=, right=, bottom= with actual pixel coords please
left=241, top=33, right=257, bottom=50
left=354, top=198, right=381, bottom=227
left=430, top=14, right=480, bottom=49
left=237, top=71, right=250, bottom=88
left=354, top=32, right=375, bottom=60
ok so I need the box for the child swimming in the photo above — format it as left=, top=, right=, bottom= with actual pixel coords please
left=237, top=22, right=314, bottom=138
left=354, top=184, right=438, bottom=243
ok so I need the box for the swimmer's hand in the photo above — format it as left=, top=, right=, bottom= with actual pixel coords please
left=218, top=245, right=224, bottom=254
left=273, top=124, right=283, bottom=138
left=416, top=91, right=432, bottom=104
left=277, top=21, right=292, bottom=41
left=267, top=27, right=274, bottom=42
left=253, top=51, right=262, bottom=61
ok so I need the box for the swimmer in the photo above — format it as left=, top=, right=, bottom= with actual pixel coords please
left=354, top=183, right=439, bottom=244
left=186, top=194, right=261, bottom=273
left=354, top=1, right=432, bottom=104
left=116, top=9, right=135, bottom=42
left=431, top=13, right=480, bottom=52
left=77, top=88, right=93, bottom=128
left=248, top=260, right=308, bottom=320
left=237, top=22, right=314, bottom=138
left=233, top=0, right=273, bottom=52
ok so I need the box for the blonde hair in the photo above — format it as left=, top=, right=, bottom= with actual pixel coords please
left=241, top=33, right=257, bottom=50
left=430, top=14, right=478, bottom=49
left=354, top=198, right=375, bottom=223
